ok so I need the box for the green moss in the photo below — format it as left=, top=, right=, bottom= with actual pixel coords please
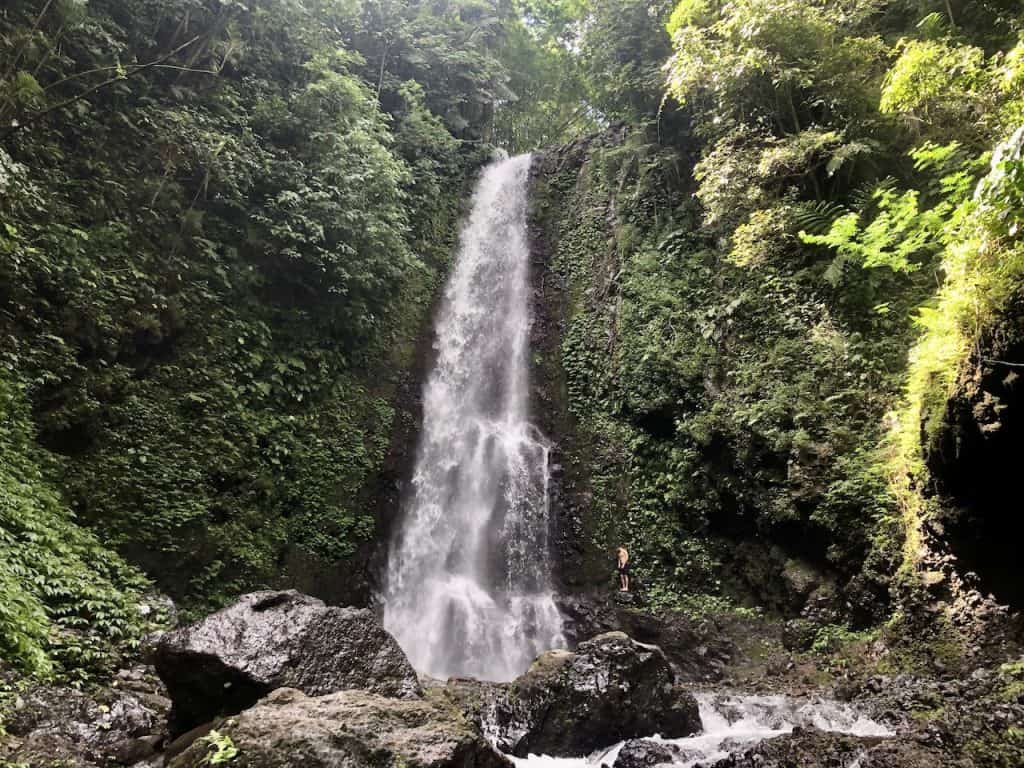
left=889, top=128, right=1024, bottom=583
left=963, top=727, right=1024, bottom=768
left=997, top=661, right=1024, bottom=703
left=809, top=624, right=874, bottom=655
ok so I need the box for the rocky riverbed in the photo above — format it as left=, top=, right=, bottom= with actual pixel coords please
left=2, top=590, right=1021, bottom=767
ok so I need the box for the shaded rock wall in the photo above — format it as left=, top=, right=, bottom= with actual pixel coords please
left=927, top=294, right=1024, bottom=609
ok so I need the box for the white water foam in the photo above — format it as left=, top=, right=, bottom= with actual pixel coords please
left=508, top=694, right=892, bottom=768
left=382, top=154, right=566, bottom=682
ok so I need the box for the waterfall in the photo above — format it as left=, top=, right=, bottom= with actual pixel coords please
left=382, top=154, right=566, bottom=682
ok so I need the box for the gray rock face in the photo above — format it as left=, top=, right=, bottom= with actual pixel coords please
left=612, top=739, right=702, bottom=768
left=152, top=590, right=422, bottom=732
left=493, top=632, right=702, bottom=757
left=555, top=593, right=742, bottom=682
left=1, top=671, right=169, bottom=767
left=169, top=687, right=512, bottom=768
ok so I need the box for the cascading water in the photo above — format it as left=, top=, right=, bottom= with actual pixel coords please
left=383, top=153, right=565, bottom=682
left=506, top=694, right=894, bottom=768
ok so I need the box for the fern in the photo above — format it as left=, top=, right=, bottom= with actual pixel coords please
left=793, top=200, right=849, bottom=235
left=849, top=177, right=898, bottom=212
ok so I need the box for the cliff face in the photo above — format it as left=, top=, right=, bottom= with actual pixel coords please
left=527, top=130, right=633, bottom=592
left=525, top=126, right=1024, bottom=675
left=525, top=127, right=909, bottom=622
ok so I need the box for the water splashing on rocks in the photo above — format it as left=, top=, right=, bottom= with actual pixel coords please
left=507, top=693, right=893, bottom=768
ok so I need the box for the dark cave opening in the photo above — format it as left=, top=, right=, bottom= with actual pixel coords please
left=931, top=353, right=1024, bottom=609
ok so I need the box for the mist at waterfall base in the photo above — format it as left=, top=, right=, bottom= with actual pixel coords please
left=382, top=154, right=566, bottom=683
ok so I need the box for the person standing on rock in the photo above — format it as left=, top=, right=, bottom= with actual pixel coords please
left=616, top=547, right=631, bottom=592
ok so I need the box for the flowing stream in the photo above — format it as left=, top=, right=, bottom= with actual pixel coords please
left=382, top=153, right=565, bottom=682
left=507, top=694, right=893, bottom=768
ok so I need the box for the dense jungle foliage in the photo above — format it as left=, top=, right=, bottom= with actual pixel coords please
left=2, top=0, right=1024, bottom=684
left=0, top=0, right=520, bottom=677
left=530, top=0, right=1024, bottom=631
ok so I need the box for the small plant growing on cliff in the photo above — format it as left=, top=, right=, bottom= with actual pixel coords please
left=199, top=731, right=239, bottom=765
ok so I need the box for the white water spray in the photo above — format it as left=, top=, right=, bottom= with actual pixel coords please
left=507, top=694, right=893, bottom=768
left=383, top=154, right=565, bottom=682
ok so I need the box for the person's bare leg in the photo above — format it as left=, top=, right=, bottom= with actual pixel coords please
left=624, top=574, right=629, bottom=592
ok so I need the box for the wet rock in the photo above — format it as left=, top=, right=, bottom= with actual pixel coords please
left=556, top=592, right=744, bottom=682
left=152, top=590, right=421, bottom=733
left=493, top=632, right=701, bottom=757
left=163, top=722, right=217, bottom=765
left=4, top=733, right=103, bottom=768
left=2, top=676, right=168, bottom=767
left=611, top=739, right=701, bottom=768
left=168, top=687, right=511, bottom=768
left=800, top=582, right=844, bottom=626
left=708, top=725, right=965, bottom=768
left=433, top=676, right=507, bottom=732
left=782, top=558, right=823, bottom=604
left=109, top=734, right=163, bottom=764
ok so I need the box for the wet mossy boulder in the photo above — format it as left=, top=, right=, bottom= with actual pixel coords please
left=169, top=687, right=511, bottom=768
left=152, top=590, right=421, bottom=733
left=493, top=632, right=701, bottom=757
left=0, top=665, right=170, bottom=767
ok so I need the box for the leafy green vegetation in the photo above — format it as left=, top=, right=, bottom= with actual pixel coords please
left=0, top=375, right=149, bottom=678
left=199, top=730, right=239, bottom=765
left=3, top=0, right=1024, bottom=690
left=0, top=0, right=509, bottom=675
left=530, top=0, right=1024, bottom=628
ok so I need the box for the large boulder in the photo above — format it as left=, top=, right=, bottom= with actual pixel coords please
left=556, top=593, right=746, bottom=682
left=152, top=590, right=421, bottom=732
left=492, top=632, right=701, bottom=757
left=169, top=687, right=512, bottom=768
